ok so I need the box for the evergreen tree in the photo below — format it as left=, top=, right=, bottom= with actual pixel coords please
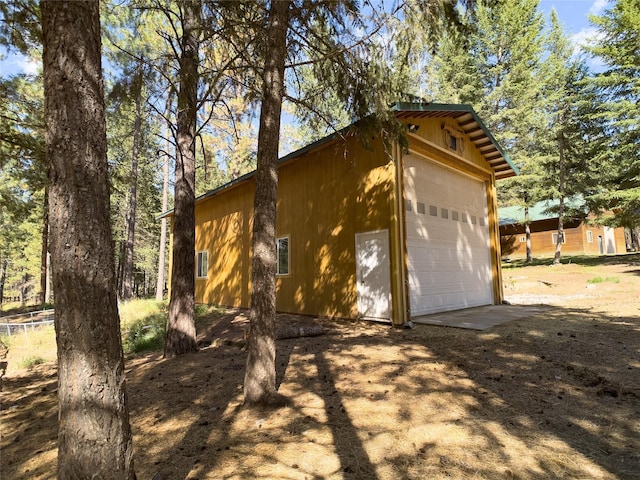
left=41, top=0, right=135, bottom=476
left=430, top=0, right=547, bottom=260
left=0, top=71, right=47, bottom=305
left=586, top=0, right=640, bottom=232
left=537, top=11, right=587, bottom=264
left=165, top=0, right=201, bottom=357
left=244, top=0, right=290, bottom=407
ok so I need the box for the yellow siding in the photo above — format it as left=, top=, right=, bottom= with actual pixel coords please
left=408, top=118, right=493, bottom=178
left=169, top=112, right=507, bottom=322
left=195, top=183, right=254, bottom=307
left=486, top=175, right=504, bottom=303
left=193, top=135, right=394, bottom=319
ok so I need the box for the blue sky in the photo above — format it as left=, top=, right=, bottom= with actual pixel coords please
left=0, top=0, right=609, bottom=78
left=539, top=0, right=607, bottom=42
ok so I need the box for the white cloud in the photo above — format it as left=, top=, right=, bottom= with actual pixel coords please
left=16, top=55, right=40, bottom=75
left=571, top=26, right=601, bottom=50
left=0, top=52, right=40, bottom=77
left=571, top=27, right=607, bottom=72
left=588, top=0, right=608, bottom=16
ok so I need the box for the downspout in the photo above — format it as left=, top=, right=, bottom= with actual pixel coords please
left=392, top=141, right=410, bottom=327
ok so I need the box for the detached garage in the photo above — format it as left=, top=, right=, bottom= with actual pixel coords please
left=165, top=103, right=517, bottom=327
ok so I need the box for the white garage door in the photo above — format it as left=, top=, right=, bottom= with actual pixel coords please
left=404, top=155, right=493, bottom=316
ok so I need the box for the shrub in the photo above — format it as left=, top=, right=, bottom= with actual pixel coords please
left=122, top=313, right=166, bottom=354
left=587, top=276, right=620, bottom=284
left=19, top=356, right=45, bottom=369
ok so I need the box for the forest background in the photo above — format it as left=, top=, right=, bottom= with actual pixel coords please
left=0, top=0, right=638, bottom=308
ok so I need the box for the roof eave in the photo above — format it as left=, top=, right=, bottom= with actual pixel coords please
left=392, top=102, right=519, bottom=178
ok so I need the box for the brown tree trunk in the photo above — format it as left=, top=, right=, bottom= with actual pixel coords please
left=41, top=1, right=135, bottom=478
left=244, top=0, right=290, bottom=407
left=553, top=130, right=566, bottom=265
left=156, top=93, right=172, bottom=302
left=0, top=255, right=7, bottom=307
left=39, top=186, right=49, bottom=305
left=165, top=0, right=200, bottom=357
left=524, top=206, right=532, bottom=263
left=122, top=64, right=143, bottom=302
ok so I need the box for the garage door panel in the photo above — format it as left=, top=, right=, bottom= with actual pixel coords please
left=404, top=155, right=493, bottom=316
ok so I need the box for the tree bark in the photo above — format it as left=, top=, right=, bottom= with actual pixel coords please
left=165, top=0, right=200, bottom=357
left=41, top=1, right=135, bottom=478
left=524, top=206, right=532, bottom=263
left=244, top=0, right=290, bottom=407
left=156, top=93, right=172, bottom=302
left=121, top=64, right=143, bottom=301
left=0, top=255, right=7, bottom=307
left=45, top=250, right=53, bottom=303
left=39, top=186, right=49, bottom=305
left=553, top=130, right=566, bottom=265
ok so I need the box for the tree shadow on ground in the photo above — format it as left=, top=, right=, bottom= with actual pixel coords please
left=2, top=305, right=639, bottom=479
left=503, top=252, right=640, bottom=269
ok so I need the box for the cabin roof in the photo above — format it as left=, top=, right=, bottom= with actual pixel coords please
left=159, top=103, right=516, bottom=219
left=392, top=102, right=518, bottom=181
left=499, top=197, right=587, bottom=225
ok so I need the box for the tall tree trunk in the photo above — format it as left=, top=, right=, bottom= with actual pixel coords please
left=122, top=64, right=144, bottom=302
left=19, top=274, right=27, bottom=306
left=45, top=250, right=53, bottom=303
left=156, top=93, right=172, bottom=302
left=524, top=206, right=532, bottom=263
left=632, top=227, right=640, bottom=252
left=39, top=186, right=49, bottom=305
left=0, top=255, right=7, bottom=307
left=553, top=130, right=566, bottom=265
left=41, top=1, right=135, bottom=478
left=165, top=0, right=200, bottom=357
left=117, top=240, right=126, bottom=296
left=244, top=0, right=290, bottom=407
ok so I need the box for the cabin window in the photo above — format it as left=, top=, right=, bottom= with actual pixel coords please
left=519, top=235, right=526, bottom=243
left=452, top=210, right=459, bottom=221
left=276, top=236, right=289, bottom=276
left=417, top=202, right=426, bottom=214
left=405, top=200, right=412, bottom=212
left=429, top=205, right=438, bottom=216
left=586, top=230, right=593, bottom=243
left=196, top=251, right=208, bottom=278
left=449, top=135, right=458, bottom=151
left=479, top=217, right=485, bottom=226
left=461, top=213, right=468, bottom=223
left=552, top=232, right=566, bottom=244
left=441, top=208, right=449, bottom=219
left=471, top=215, right=477, bottom=225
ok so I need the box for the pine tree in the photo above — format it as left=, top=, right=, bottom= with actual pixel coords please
left=41, top=0, right=135, bottom=477
left=165, top=0, right=201, bottom=357
left=0, top=73, right=47, bottom=305
left=243, top=0, right=290, bottom=407
left=586, top=0, right=640, bottom=231
left=430, top=0, right=547, bottom=260
left=537, top=11, right=597, bottom=264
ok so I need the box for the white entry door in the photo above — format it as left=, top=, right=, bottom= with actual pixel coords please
left=355, top=230, right=392, bottom=320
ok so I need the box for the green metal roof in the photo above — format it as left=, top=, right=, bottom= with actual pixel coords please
left=499, top=197, right=587, bottom=225
left=159, top=103, right=517, bottom=218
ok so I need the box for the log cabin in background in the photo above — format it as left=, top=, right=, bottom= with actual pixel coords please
left=163, top=103, right=518, bottom=327
left=499, top=200, right=627, bottom=260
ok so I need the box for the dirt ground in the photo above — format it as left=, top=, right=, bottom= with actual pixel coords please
left=2, top=255, right=639, bottom=479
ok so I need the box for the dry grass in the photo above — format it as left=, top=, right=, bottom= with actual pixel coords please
left=1, top=254, right=639, bottom=479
